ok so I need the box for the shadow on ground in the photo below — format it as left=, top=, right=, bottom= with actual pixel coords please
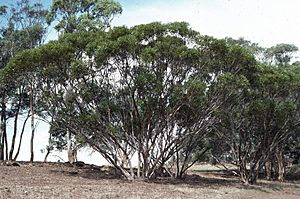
left=15, top=161, right=300, bottom=194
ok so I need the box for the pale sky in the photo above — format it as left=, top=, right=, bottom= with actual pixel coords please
left=115, top=0, right=300, bottom=55
left=9, top=0, right=300, bottom=164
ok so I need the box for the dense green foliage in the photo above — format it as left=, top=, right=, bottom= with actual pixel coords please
left=0, top=0, right=299, bottom=184
left=46, top=0, right=122, bottom=33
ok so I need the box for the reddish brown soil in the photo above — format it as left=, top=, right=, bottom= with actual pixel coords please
left=0, top=161, right=299, bottom=199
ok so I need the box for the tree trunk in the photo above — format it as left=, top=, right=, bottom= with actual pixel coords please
left=0, top=132, right=4, bottom=161
left=9, top=110, right=20, bottom=160
left=30, top=86, right=35, bottom=163
left=142, top=150, right=149, bottom=178
left=9, top=88, right=22, bottom=160
left=124, top=152, right=135, bottom=180
left=175, top=144, right=180, bottom=178
left=247, top=161, right=261, bottom=185
left=137, top=147, right=141, bottom=179
left=0, top=96, right=6, bottom=160
left=265, top=160, right=272, bottom=180
left=3, top=128, right=8, bottom=160
left=67, top=130, right=76, bottom=163
left=275, top=149, right=285, bottom=181
left=248, top=169, right=258, bottom=185
left=44, top=149, right=51, bottom=162
left=239, top=163, right=248, bottom=184
left=13, top=113, right=30, bottom=161
left=67, top=148, right=77, bottom=163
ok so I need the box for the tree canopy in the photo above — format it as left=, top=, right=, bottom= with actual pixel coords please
left=0, top=0, right=299, bottom=185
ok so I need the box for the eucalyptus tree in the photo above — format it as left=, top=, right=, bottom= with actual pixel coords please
left=46, top=0, right=122, bottom=34
left=214, top=65, right=300, bottom=184
left=5, top=21, right=260, bottom=180
left=24, top=23, right=211, bottom=178
left=224, top=37, right=265, bottom=62
left=221, top=39, right=300, bottom=183
left=257, top=68, right=300, bottom=181
left=265, top=44, right=298, bottom=67
left=225, top=38, right=299, bottom=68
left=0, top=0, right=48, bottom=161
left=75, top=23, right=256, bottom=179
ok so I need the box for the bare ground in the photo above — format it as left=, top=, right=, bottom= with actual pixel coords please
left=0, top=161, right=299, bottom=199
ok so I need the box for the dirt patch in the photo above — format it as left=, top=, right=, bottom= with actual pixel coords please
left=0, top=161, right=299, bottom=199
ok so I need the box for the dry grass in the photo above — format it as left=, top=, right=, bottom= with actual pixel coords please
left=0, top=161, right=299, bottom=199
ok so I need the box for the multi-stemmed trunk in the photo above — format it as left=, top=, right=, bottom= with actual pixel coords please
left=13, top=113, right=30, bottom=161
left=9, top=110, right=19, bottom=160
left=9, top=89, right=22, bottom=160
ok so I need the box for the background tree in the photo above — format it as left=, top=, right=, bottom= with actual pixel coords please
left=46, top=0, right=122, bottom=33
left=214, top=65, right=300, bottom=184
left=0, top=0, right=48, bottom=161
left=264, top=44, right=298, bottom=67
